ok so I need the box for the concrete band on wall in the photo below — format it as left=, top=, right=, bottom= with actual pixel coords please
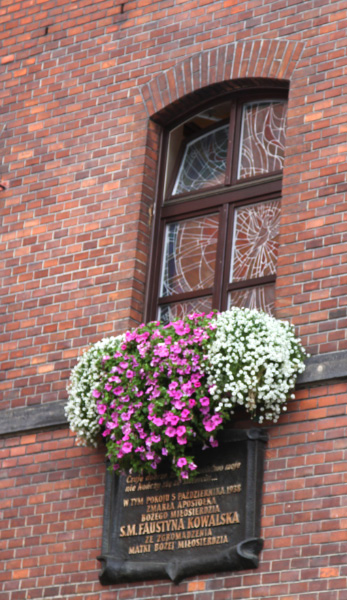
left=1, top=351, right=346, bottom=438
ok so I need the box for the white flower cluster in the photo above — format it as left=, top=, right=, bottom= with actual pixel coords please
left=65, top=335, right=123, bottom=446
left=206, top=307, right=307, bottom=424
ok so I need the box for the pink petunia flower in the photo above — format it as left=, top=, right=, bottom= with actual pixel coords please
left=122, top=442, right=133, bottom=454
left=212, top=414, right=223, bottom=427
left=173, top=320, right=190, bottom=336
left=165, top=413, right=179, bottom=426
left=203, top=419, right=215, bottom=432
left=125, top=330, right=137, bottom=342
left=180, top=409, right=191, bottom=420
left=177, top=425, right=186, bottom=437
left=173, top=400, right=185, bottom=410
left=165, top=426, right=176, bottom=437
left=112, top=386, right=124, bottom=396
left=181, top=382, right=193, bottom=395
left=121, top=412, right=131, bottom=421
left=200, top=396, right=210, bottom=406
left=154, top=344, right=170, bottom=357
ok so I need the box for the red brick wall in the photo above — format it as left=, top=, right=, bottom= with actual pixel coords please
left=1, top=0, right=347, bottom=597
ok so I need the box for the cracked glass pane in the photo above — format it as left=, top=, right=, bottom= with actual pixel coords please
left=173, top=125, right=228, bottom=195
left=238, top=101, right=287, bottom=179
left=161, top=214, right=219, bottom=297
left=230, top=200, right=280, bottom=282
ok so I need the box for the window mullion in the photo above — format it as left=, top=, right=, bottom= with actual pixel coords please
left=228, top=275, right=276, bottom=292
left=146, top=215, right=167, bottom=322
left=220, top=204, right=235, bottom=312
left=158, top=288, right=214, bottom=305
left=225, top=104, right=236, bottom=186
left=212, top=203, right=229, bottom=311
left=230, top=101, right=243, bottom=185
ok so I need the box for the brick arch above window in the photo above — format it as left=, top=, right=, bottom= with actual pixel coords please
left=140, top=39, right=304, bottom=125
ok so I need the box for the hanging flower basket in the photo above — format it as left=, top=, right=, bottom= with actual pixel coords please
left=65, top=308, right=307, bottom=480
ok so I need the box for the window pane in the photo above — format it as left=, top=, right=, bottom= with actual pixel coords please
left=229, top=284, right=275, bottom=315
left=238, top=101, right=287, bottom=179
left=230, top=200, right=280, bottom=282
left=172, top=124, right=228, bottom=195
left=161, top=214, right=219, bottom=297
left=159, top=297, right=213, bottom=324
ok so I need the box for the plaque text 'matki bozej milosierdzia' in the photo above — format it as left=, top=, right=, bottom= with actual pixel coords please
left=99, top=429, right=267, bottom=584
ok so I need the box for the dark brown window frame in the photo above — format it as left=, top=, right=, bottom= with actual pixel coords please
left=145, top=87, right=288, bottom=322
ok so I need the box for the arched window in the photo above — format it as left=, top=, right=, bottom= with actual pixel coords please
left=146, top=90, right=287, bottom=324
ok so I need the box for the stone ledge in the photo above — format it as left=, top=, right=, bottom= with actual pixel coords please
left=0, top=400, right=67, bottom=437
left=1, top=351, right=346, bottom=437
left=296, top=350, right=347, bottom=386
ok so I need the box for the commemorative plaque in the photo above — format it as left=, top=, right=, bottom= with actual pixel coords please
left=98, top=428, right=267, bottom=584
